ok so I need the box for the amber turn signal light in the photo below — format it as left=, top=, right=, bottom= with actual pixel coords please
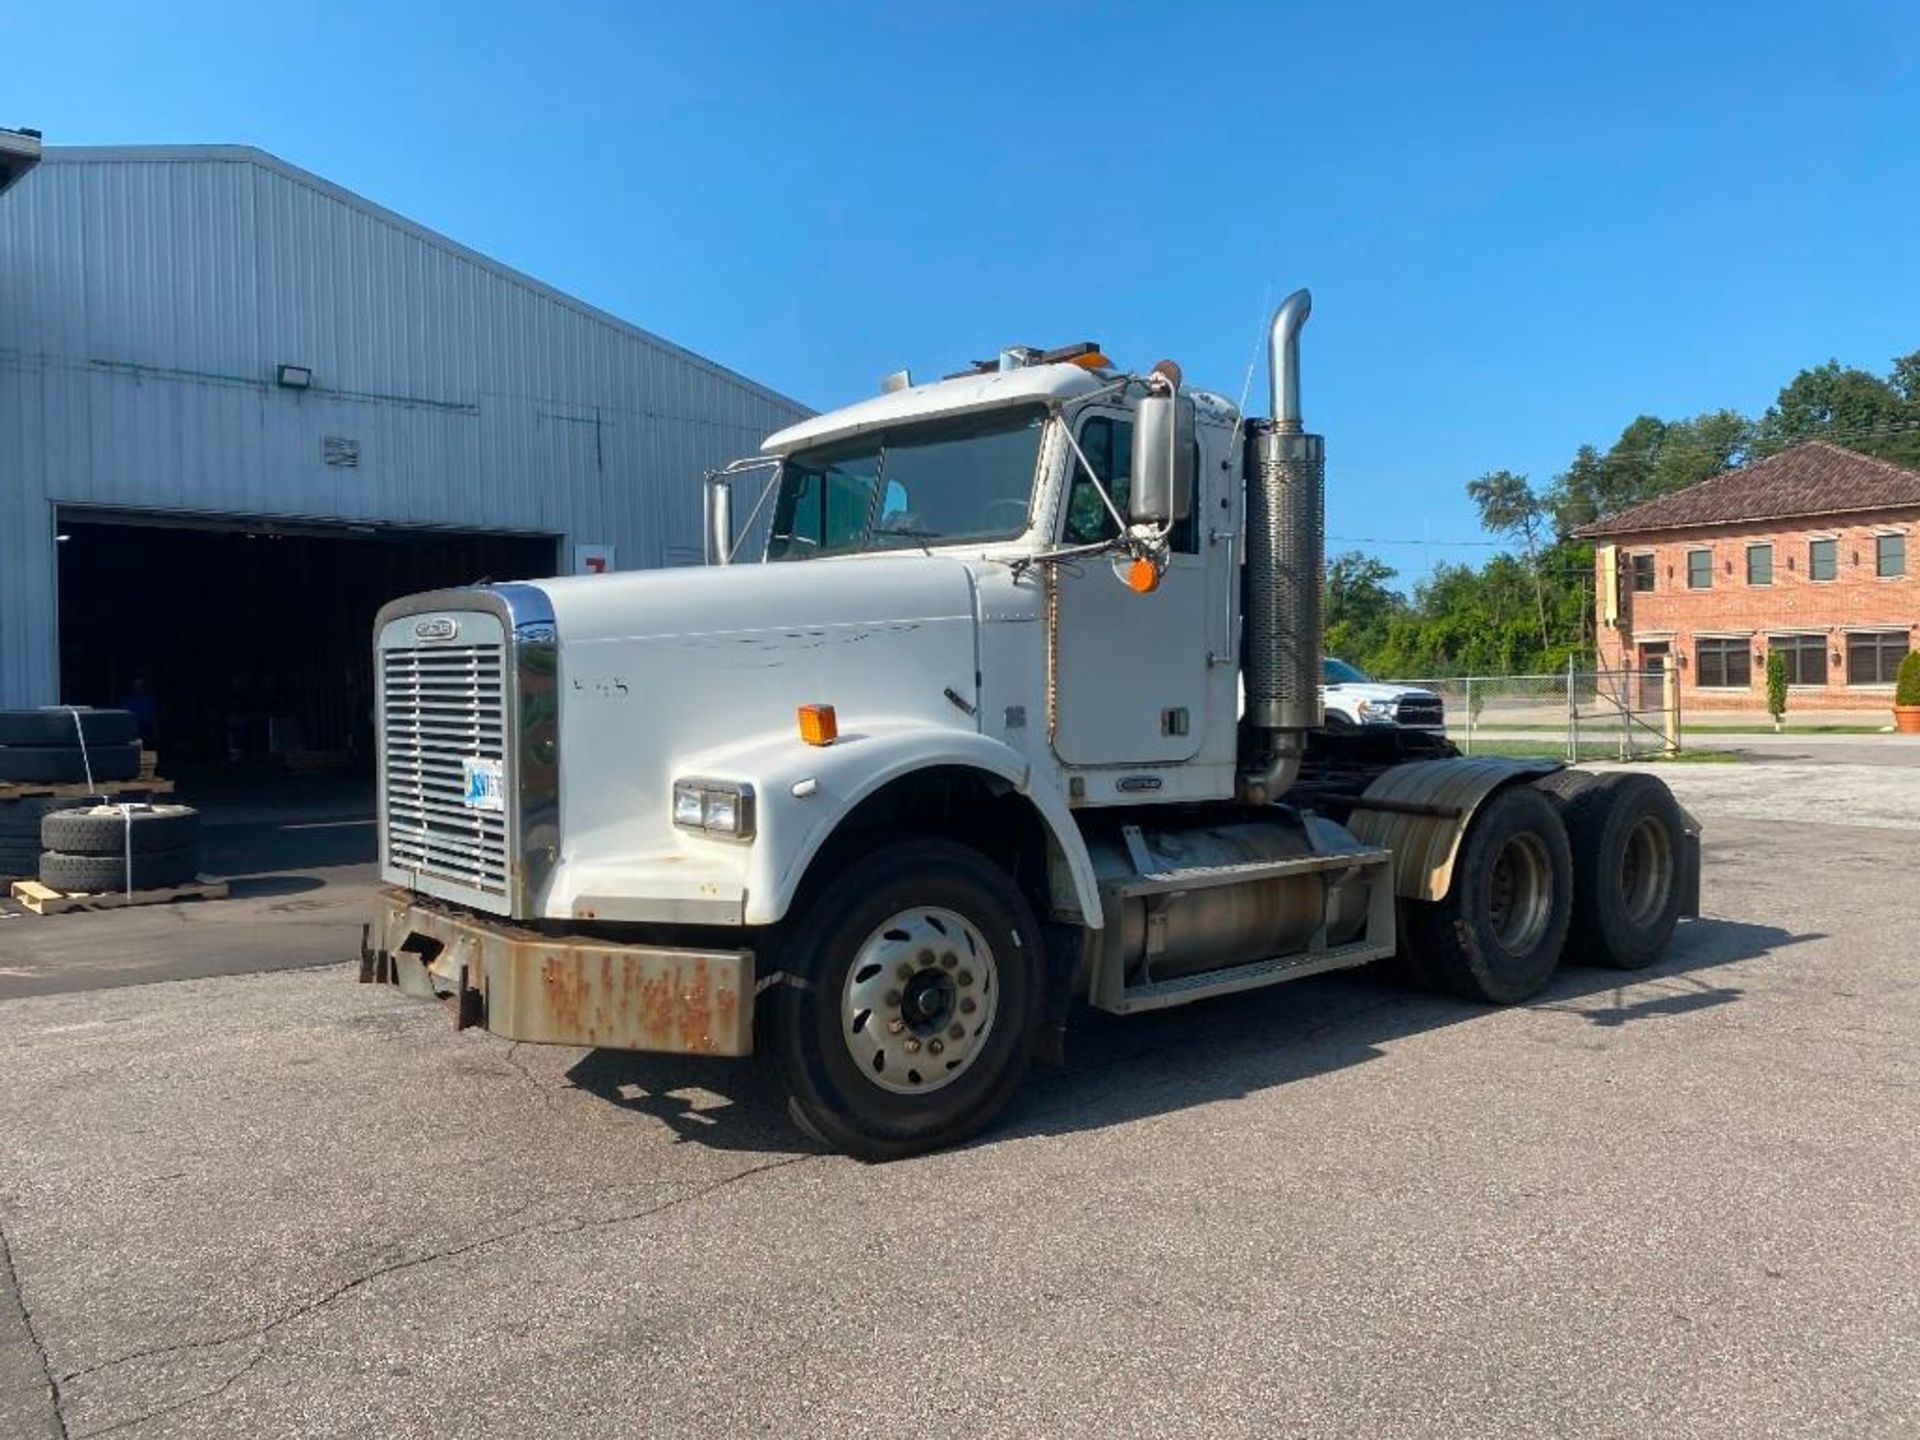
left=1125, top=558, right=1161, bottom=594
left=798, top=703, right=839, bottom=746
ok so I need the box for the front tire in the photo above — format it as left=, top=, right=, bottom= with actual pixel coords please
left=765, top=838, right=1044, bottom=1161
left=1403, top=784, right=1573, bottom=1004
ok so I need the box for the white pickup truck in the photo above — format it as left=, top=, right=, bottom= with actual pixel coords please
left=1322, top=658, right=1446, bottom=733
left=360, top=290, right=1698, bottom=1158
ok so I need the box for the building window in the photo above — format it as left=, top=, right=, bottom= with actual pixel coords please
left=1877, top=532, right=1906, bottom=578
left=1695, top=638, right=1751, bottom=688
left=1809, top=538, right=1837, bottom=582
left=1746, top=542, right=1772, bottom=586
left=1629, top=553, right=1655, bottom=593
left=1686, top=549, right=1712, bottom=589
left=1847, top=630, right=1910, bottom=685
left=1770, top=633, right=1828, bottom=686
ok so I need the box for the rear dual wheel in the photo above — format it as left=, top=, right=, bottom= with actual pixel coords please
left=1402, top=784, right=1573, bottom=1004
left=765, top=838, right=1043, bottom=1161
left=1539, top=772, right=1686, bottom=970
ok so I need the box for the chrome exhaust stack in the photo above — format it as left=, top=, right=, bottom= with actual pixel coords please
left=1239, top=288, right=1325, bottom=806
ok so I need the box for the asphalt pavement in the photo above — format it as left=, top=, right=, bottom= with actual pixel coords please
left=0, top=762, right=1913, bottom=1438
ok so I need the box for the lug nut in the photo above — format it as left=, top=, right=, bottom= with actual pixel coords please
left=928, top=1038, right=944, bottom=1055
left=897, top=964, right=914, bottom=982
left=904, top=1038, right=922, bottom=1053
left=959, top=997, right=976, bottom=1015
left=948, top=1023, right=965, bottom=1040
left=957, top=970, right=974, bottom=987
left=940, top=953, right=958, bottom=970
left=888, top=1018, right=906, bottom=1035
left=918, top=950, right=934, bottom=967
left=885, top=989, right=902, bottom=1007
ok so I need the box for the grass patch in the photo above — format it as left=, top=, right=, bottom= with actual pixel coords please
left=1680, top=723, right=1887, bottom=735
left=1462, top=739, right=1744, bottom=764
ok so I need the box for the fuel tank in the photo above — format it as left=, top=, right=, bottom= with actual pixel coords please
left=1085, top=810, right=1375, bottom=982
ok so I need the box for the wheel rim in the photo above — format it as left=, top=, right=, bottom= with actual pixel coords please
left=1618, top=814, right=1673, bottom=928
left=840, top=906, right=999, bottom=1095
left=1486, top=832, right=1552, bottom=955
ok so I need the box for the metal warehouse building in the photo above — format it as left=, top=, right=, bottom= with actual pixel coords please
left=0, top=141, right=805, bottom=772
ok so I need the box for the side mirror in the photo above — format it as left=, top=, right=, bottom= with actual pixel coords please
left=1129, top=369, right=1194, bottom=528
left=703, top=475, right=734, bottom=566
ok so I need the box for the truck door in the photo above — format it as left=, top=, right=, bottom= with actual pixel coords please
left=1050, top=409, right=1212, bottom=766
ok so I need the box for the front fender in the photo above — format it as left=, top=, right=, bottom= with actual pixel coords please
left=679, top=723, right=1101, bottom=928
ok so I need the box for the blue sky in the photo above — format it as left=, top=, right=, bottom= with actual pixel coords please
left=5, top=2, right=1916, bottom=583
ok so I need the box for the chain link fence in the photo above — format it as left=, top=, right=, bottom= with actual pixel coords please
left=1390, top=667, right=1681, bottom=761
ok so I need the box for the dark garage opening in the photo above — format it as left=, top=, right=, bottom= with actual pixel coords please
left=57, top=512, right=558, bottom=779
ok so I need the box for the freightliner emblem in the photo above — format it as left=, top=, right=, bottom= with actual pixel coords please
left=414, top=617, right=459, bottom=641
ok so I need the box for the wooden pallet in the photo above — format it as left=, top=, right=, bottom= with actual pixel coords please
left=8, top=873, right=228, bottom=916
left=0, top=776, right=176, bottom=801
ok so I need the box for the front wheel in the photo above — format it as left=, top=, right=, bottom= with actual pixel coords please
left=764, top=838, right=1043, bottom=1160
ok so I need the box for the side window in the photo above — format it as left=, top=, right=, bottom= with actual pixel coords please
left=1064, top=416, right=1197, bottom=553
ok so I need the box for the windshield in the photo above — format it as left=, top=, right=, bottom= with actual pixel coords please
left=766, top=405, right=1046, bottom=561
left=1323, top=658, right=1372, bottom=685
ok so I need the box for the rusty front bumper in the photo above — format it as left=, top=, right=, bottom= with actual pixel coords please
left=360, top=887, right=754, bottom=1056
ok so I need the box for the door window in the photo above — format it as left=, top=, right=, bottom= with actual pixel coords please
left=1064, top=416, right=1197, bottom=553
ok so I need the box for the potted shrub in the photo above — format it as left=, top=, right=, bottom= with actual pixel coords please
left=1895, top=651, right=1920, bottom=734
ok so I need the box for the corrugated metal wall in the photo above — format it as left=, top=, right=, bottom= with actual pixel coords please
left=0, top=146, right=807, bottom=706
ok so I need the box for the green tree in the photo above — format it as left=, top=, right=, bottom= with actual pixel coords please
left=1759, top=360, right=1920, bottom=467
left=1323, top=551, right=1406, bottom=669
left=1467, top=469, right=1551, bottom=654
left=1765, top=651, right=1788, bottom=731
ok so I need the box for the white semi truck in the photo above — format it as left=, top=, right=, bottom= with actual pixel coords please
left=361, top=291, right=1699, bottom=1159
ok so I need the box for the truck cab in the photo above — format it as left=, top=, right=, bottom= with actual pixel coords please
left=363, top=292, right=1699, bottom=1159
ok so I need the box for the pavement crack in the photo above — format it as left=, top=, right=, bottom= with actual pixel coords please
left=503, top=1041, right=565, bottom=1115
left=72, top=1348, right=264, bottom=1440
left=56, top=1150, right=818, bottom=1409
left=0, top=1214, right=70, bottom=1439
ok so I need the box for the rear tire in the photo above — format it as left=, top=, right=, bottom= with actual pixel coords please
left=765, top=838, right=1043, bottom=1161
left=0, top=708, right=139, bottom=747
left=39, top=845, right=199, bottom=894
left=0, top=741, right=141, bottom=784
left=1403, top=784, right=1572, bottom=1004
left=43, top=804, right=199, bottom=857
left=1551, top=773, right=1685, bottom=970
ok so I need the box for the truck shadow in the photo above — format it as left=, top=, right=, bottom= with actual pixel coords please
left=564, top=916, right=1813, bottom=1156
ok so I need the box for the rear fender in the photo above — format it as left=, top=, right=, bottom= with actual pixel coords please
left=1342, top=757, right=1563, bottom=902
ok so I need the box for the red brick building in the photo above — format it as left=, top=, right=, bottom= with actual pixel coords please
left=1580, top=442, right=1917, bottom=715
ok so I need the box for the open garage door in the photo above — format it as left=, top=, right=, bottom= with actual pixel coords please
left=56, top=511, right=559, bottom=777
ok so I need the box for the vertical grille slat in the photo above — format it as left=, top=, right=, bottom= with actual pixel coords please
left=381, top=638, right=511, bottom=903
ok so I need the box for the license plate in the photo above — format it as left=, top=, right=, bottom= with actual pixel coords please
left=461, top=757, right=505, bottom=811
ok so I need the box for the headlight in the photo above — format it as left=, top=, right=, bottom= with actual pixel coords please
left=1356, top=699, right=1393, bottom=721
left=672, top=778, right=755, bottom=840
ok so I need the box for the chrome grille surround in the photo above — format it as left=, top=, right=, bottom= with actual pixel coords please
left=374, top=584, right=559, bottom=918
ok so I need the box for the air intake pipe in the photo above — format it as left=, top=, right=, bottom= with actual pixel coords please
left=1239, top=288, right=1324, bottom=806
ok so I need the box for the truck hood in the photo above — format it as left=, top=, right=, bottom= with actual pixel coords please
left=1322, top=681, right=1440, bottom=703
left=524, top=556, right=986, bottom=917
left=532, top=553, right=979, bottom=649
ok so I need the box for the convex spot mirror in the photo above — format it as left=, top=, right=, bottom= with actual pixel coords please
left=1129, top=385, right=1195, bottom=528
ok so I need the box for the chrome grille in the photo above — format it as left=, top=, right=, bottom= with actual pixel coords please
left=381, top=641, right=510, bottom=902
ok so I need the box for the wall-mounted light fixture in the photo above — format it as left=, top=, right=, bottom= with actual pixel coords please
left=276, top=364, right=313, bottom=389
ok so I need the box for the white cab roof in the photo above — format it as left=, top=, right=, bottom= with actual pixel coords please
left=762, top=362, right=1108, bottom=455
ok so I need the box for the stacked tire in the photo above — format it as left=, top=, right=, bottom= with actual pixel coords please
left=0, top=708, right=143, bottom=785
left=39, top=805, right=202, bottom=894
left=0, top=797, right=85, bottom=880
